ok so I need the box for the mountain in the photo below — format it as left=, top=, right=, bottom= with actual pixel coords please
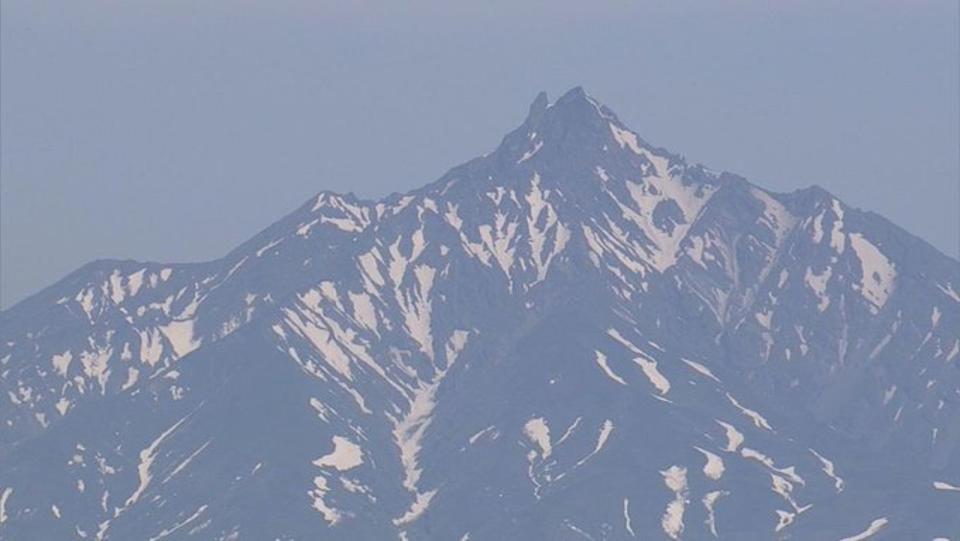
left=1, top=87, right=958, bottom=540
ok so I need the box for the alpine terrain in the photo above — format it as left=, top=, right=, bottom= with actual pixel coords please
left=1, top=88, right=958, bottom=540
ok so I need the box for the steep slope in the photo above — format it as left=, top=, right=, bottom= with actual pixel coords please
left=1, top=87, right=958, bottom=540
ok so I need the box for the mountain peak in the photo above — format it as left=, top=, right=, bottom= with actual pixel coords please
left=525, top=91, right=549, bottom=124
left=496, top=87, right=630, bottom=168
left=3, top=86, right=960, bottom=540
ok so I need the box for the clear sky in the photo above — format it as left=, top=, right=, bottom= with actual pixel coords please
left=2, top=0, right=958, bottom=308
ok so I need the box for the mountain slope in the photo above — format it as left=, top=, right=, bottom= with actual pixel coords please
left=1, top=87, right=958, bottom=540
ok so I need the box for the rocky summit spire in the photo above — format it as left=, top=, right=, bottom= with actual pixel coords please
left=494, top=87, right=635, bottom=171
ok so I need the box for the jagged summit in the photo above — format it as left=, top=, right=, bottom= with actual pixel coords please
left=498, top=87, right=641, bottom=165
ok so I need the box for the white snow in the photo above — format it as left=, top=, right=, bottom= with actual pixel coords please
left=297, top=218, right=319, bottom=237
left=313, top=436, right=364, bottom=471
left=726, top=393, right=773, bottom=431
left=839, top=518, right=889, bottom=541
left=122, top=415, right=189, bottom=510
left=682, top=359, right=721, bottom=383
left=660, top=466, right=688, bottom=540
left=595, top=351, right=627, bottom=385
left=607, top=122, right=717, bottom=272
left=518, top=141, right=543, bottom=163
left=703, top=490, right=726, bottom=537
left=478, top=213, right=519, bottom=282
left=162, top=441, right=211, bottom=484
left=812, top=211, right=825, bottom=243
left=109, top=270, right=126, bottom=304
left=752, top=187, right=797, bottom=243
left=755, top=310, right=772, bottom=330
left=633, top=353, right=670, bottom=395
left=607, top=329, right=670, bottom=395
left=468, top=425, right=497, bottom=445
left=524, top=417, right=552, bottom=459
left=52, top=350, right=73, bottom=377
left=348, top=292, right=378, bottom=334
left=849, top=233, right=896, bottom=313
left=610, top=123, right=645, bottom=155
left=540, top=420, right=611, bottom=488
left=524, top=173, right=570, bottom=284
left=715, top=420, right=745, bottom=452
left=0, top=487, right=11, bottom=524
left=80, top=347, right=113, bottom=394
left=393, top=489, right=437, bottom=527
left=357, top=250, right=386, bottom=291
left=397, top=265, right=437, bottom=359
left=122, top=367, right=140, bottom=391
left=320, top=215, right=364, bottom=232
left=936, top=282, right=960, bottom=303
left=695, top=447, right=725, bottom=480
left=623, top=498, right=636, bottom=537
left=309, top=476, right=342, bottom=525
left=128, top=269, right=146, bottom=297
left=255, top=238, right=283, bottom=257
left=770, top=473, right=811, bottom=516
left=76, top=287, right=97, bottom=320
left=444, top=203, right=463, bottom=231
left=829, top=199, right=846, bottom=254
left=947, top=339, right=960, bottom=362
left=809, top=449, right=845, bottom=492
left=593, top=420, right=614, bottom=454
left=775, top=509, right=796, bottom=533
left=56, top=398, right=71, bottom=416
left=804, top=266, right=832, bottom=311
left=158, top=319, right=199, bottom=359
left=282, top=307, right=354, bottom=379
left=555, top=417, right=582, bottom=447
left=741, top=447, right=804, bottom=485
left=390, top=330, right=469, bottom=527
left=623, top=176, right=715, bottom=272
left=146, top=504, right=208, bottom=541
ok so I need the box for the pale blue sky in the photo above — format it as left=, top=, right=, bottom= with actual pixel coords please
left=2, top=0, right=957, bottom=308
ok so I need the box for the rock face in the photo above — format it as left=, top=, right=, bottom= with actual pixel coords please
left=1, top=87, right=958, bottom=540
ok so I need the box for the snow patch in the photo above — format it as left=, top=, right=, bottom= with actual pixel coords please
left=660, top=466, right=688, bottom=540
left=726, top=393, right=773, bottom=431
left=682, top=359, right=721, bottom=383
left=0, top=487, right=11, bottom=524
left=716, top=420, right=745, bottom=452
left=703, top=490, right=727, bottom=537
left=595, top=351, right=627, bottom=385
left=695, top=447, right=725, bottom=480
left=52, top=350, right=73, bottom=377
left=623, top=498, right=636, bottom=537
left=314, top=436, right=364, bottom=471
left=809, top=449, right=844, bottom=492
left=804, top=266, right=832, bottom=311
left=122, top=415, right=190, bottom=510
left=849, top=233, right=896, bottom=313
left=838, top=518, right=889, bottom=541
left=524, top=417, right=552, bottom=459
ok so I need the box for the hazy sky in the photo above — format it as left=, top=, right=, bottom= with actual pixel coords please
left=2, top=1, right=958, bottom=308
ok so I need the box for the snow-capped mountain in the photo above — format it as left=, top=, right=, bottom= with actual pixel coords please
left=1, top=87, right=958, bottom=540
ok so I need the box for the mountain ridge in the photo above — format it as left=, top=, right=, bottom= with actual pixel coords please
left=1, top=87, right=958, bottom=540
